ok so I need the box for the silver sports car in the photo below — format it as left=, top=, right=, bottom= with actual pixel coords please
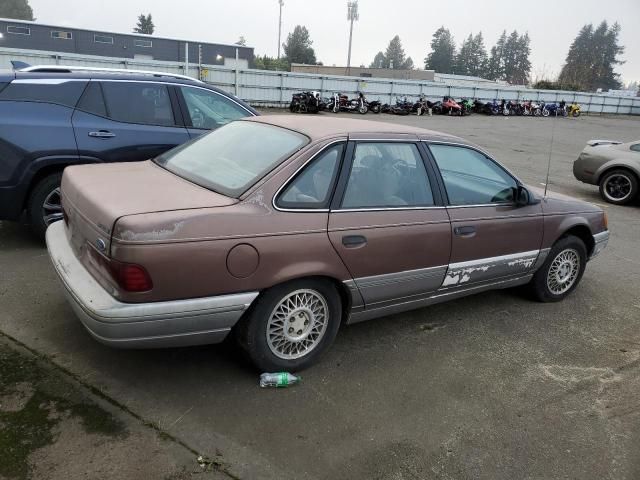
left=574, top=140, right=640, bottom=205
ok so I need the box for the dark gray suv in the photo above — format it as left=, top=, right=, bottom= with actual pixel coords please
left=0, top=65, right=258, bottom=238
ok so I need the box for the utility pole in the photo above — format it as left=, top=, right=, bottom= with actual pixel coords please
left=277, top=0, right=284, bottom=59
left=346, top=1, right=359, bottom=75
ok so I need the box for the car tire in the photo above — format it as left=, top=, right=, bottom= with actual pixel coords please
left=528, top=235, right=587, bottom=303
left=236, top=279, right=342, bottom=371
left=598, top=169, right=638, bottom=205
left=27, top=172, right=63, bottom=240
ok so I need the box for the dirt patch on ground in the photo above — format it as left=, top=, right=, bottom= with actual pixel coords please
left=0, top=340, right=228, bottom=480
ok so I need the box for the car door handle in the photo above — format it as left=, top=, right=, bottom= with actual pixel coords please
left=88, top=130, right=116, bottom=138
left=454, top=226, right=476, bottom=236
left=342, top=235, right=367, bottom=248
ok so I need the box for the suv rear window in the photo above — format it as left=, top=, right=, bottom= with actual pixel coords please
left=0, top=79, right=87, bottom=107
left=155, top=121, right=308, bottom=197
left=101, top=82, right=175, bottom=126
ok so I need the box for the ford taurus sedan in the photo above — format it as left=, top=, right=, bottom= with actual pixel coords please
left=46, top=116, right=610, bottom=370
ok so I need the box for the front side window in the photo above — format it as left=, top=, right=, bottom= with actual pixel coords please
left=278, top=144, right=344, bottom=209
left=155, top=121, right=308, bottom=197
left=179, top=86, right=250, bottom=129
left=101, top=82, right=175, bottom=126
left=341, top=143, right=434, bottom=209
left=630, top=143, right=640, bottom=153
left=429, top=144, right=517, bottom=205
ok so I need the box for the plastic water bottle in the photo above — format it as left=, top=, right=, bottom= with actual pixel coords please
left=260, top=372, right=301, bottom=388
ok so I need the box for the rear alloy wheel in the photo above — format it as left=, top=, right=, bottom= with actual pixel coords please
left=236, top=279, right=342, bottom=371
left=27, top=172, right=63, bottom=240
left=599, top=169, right=638, bottom=205
left=528, top=235, right=587, bottom=302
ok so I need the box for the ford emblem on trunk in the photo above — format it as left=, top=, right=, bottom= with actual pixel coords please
left=96, top=238, right=106, bottom=252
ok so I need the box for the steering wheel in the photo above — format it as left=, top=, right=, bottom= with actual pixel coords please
left=490, top=187, right=514, bottom=203
left=191, top=108, right=206, bottom=128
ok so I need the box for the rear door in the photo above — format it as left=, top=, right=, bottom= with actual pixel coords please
left=72, top=80, right=190, bottom=163
left=327, top=139, right=451, bottom=309
left=174, top=85, right=255, bottom=139
left=425, top=142, right=544, bottom=289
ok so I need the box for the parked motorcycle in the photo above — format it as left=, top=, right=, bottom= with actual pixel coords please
left=289, top=91, right=321, bottom=113
left=367, top=97, right=382, bottom=114
left=568, top=102, right=581, bottom=117
left=325, top=93, right=341, bottom=113
left=530, top=100, right=542, bottom=116
left=337, top=92, right=368, bottom=114
left=442, top=96, right=463, bottom=116
left=459, top=98, right=474, bottom=115
left=542, top=102, right=567, bottom=117
left=472, top=99, right=485, bottom=114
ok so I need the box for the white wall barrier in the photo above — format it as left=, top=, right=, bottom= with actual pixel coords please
left=1, top=47, right=638, bottom=115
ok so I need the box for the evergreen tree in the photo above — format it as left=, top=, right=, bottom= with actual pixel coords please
left=559, top=21, right=624, bottom=91
left=0, top=0, right=34, bottom=20
left=283, top=26, right=317, bottom=65
left=369, top=51, right=386, bottom=68
left=424, top=27, right=456, bottom=73
left=502, top=30, right=531, bottom=84
left=370, top=37, right=413, bottom=69
left=487, top=30, right=507, bottom=80
left=385, top=35, right=412, bottom=69
left=134, top=14, right=154, bottom=35
left=455, top=32, right=488, bottom=77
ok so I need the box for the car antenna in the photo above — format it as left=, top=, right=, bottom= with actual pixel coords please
left=543, top=111, right=558, bottom=198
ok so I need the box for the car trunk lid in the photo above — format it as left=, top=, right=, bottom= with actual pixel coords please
left=61, top=160, right=237, bottom=256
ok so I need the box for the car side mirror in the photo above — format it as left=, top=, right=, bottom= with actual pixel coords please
left=513, top=185, right=531, bottom=206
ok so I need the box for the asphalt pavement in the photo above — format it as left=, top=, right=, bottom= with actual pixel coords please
left=1, top=112, right=639, bottom=479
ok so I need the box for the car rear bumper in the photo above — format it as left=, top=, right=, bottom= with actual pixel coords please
left=45, top=221, right=259, bottom=349
left=590, top=230, right=609, bottom=259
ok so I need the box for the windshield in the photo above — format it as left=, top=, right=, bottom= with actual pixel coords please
left=155, top=121, right=308, bottom=197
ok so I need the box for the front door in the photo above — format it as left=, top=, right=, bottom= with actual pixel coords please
left=328, top=141, right=452, bottom=309
left=425, top=143, right=544, bottom=289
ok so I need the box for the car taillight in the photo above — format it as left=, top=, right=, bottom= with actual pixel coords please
left=115, top=263, right=153, bottom=292
left=603, top=211, right=608, bottom=230
left=88, top=246, right=153, bottom=293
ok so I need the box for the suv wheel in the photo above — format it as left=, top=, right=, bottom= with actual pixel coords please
left=528, top=235, right=587, bottom=302
left=27, top=173, right=63, bottom=239
left=236, top=279, right=342, bottom=371
left=599, top=169, right=638, bottom=205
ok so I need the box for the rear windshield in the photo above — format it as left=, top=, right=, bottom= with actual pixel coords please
left=155, top=121, right=308, bottom=197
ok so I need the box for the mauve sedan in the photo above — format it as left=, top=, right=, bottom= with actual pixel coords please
left=46, top=116, right=609, bottom=370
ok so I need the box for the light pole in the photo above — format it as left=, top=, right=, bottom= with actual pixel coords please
left=346, top=1, right=359, bottom=75
left=277, top=0, right=284, bottom=59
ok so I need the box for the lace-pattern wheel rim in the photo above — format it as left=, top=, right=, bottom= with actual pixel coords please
left=266, top=289, right=329, bottom=360
left=42, top=187, right=63, bottom=226
left=603, top=173, right=632, bottom=202
left=546, top=248, right=580, bottom=295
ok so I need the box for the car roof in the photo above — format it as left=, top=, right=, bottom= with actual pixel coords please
left=245, top=115, right=470, bottom=144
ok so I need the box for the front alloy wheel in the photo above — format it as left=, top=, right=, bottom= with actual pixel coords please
left=546, top=249, right=580, bottom=295
left=528, top=235, right=587, bottom=302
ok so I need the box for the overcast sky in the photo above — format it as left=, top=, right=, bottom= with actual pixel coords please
left=28, top=0, right=639, bottom=84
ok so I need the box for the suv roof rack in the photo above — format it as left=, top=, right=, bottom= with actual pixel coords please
left=18, top=65, right=204, bottom=83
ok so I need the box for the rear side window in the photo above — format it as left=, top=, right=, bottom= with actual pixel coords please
left=75, top=82, right=107, bottom=117
left=630, top=144, right=640, bottom=152
left=278, top=143, right=344, bottom=209
left=101, top=82, right=175, bottom=126
left=0, top=79, right=87, bottom=108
